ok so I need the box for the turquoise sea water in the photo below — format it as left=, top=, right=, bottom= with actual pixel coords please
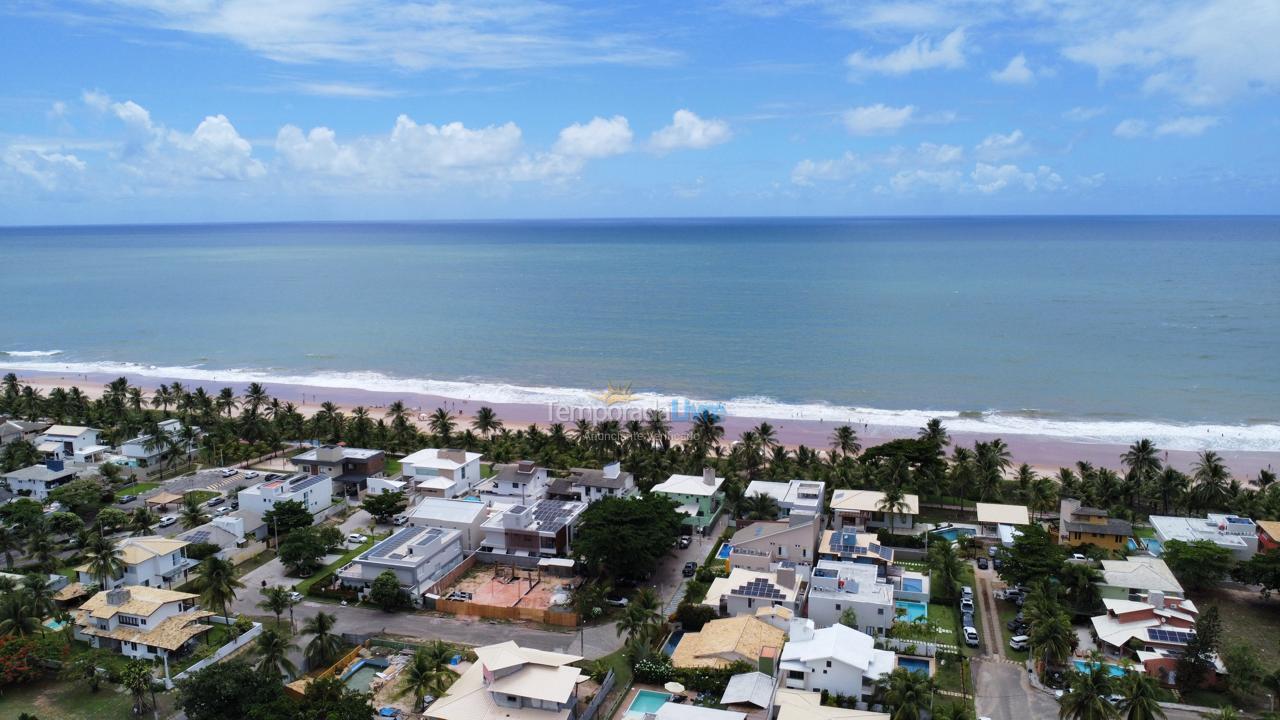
left=1, top=217, right=1278, bottom=450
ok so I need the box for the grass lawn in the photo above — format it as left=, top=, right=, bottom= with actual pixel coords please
left=113, top=481, right=159, bottom=500
left=933, top=653, right=972, bottom=696
left=383, top=458, right=402, bottom=477
left=1195, top=587, right=1280, bottom=669
left=233, top=549, right=277, bottom=578
left=0, top=679, right=174, bottom=720
left=1133, top=526, right=1155, bottom=539
left=994, top=599, right=1029, bottom=662
left=480, top=463, right=495, bottom=479
left=297, top=536, right=379, bottom=595
left=184, top=489, right=220, bottom=503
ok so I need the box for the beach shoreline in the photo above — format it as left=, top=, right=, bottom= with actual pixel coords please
left=6, top=366, right=1278, bottom=480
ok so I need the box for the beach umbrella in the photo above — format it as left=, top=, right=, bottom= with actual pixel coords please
left=664, top=681, right=686, bottom=694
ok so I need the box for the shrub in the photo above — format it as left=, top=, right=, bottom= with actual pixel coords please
left=674, top=603, right=719, bottom=632
left=186, top=542, right=221, bottom=562
left=875, top=528, right=926, bottom=548
left=634, top=655, right=675, bottom=684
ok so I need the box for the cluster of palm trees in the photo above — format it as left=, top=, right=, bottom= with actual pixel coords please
left=1058, top=656, right=1167, bottom=720
left=615, top=587, right=664, bottom=657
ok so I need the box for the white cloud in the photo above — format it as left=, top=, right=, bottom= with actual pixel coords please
left=790, top=152, right=867, bottom=186
left=1063, top=106, right=1106, bottom=121
left=846, top=27, right=966, bottom=76
left=842, top=104, right=915, bottom=135
left=1154, top=115, right=1220, bottom=137
left=915, top=142, right=964, bottom=164
left=293, top=82, right=403, bottom=99
left=1113, top=119, right=1149, bottom=138
left=2, top=147, right=86, bottom=190
left=991, top=53, right=1034, bottom=84
left=649, top=110, right=732, bottom=153
left=81, top=89, right=111, bottom=112
left=100, top=98, right=265, bottom=182
left=553, top=116, right=632, bottom=158
left=974, top=129, right=1029, bottom=161
left=275, top=125, right=366, bottom=176
left=889, top=168, right=963, bottom=193
left=971, top=163, right=1060, bottom=193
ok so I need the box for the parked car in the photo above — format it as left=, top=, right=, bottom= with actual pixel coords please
left=229, top=501, right=239, bottom=510
left=961, top=585, right=974, bottom=599
left=678, top=536, right=691, bottom=549
left=977, top=557, right=989, bottom=570
left=347, top=533, right=368, bottom=544
left=682, top=561, right=698, bottom=577
left=393, top=515, right=408, bottom=525
left=242, top=471, right=260, bottom=480
left=118, top=494, right=137, bottom=505
left=220, top=468, right=237, bottom=478
left=963, top=626, right=980, bottom=647
left=215, top=507, right=232, bottom=516
left=1008, top=635, right=1030, bottom=651
left=158, top=516, right=177, bottom=528
left=960, top=597, right=975, bottom=613
left=605, top=596, right=629, bottom=608
left=206, top=496, right=225, bottom=507
left=1006, top=617, right=1025, bottom=631
left=988, top=546, right=998, bottom=557
left=962, top=612, right=975, bottom=628
left=1071, top=552, right=1087, bottom=561
left=287, top=591, right=303, bottom=603
left=993, top=558, right=1004, bottom=572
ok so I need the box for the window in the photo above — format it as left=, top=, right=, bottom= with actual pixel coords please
left=835, top=604, right=841, bottom=611
left=119, top=615, right=141, bottom=627
left=825, top=661, right=831, bottom=668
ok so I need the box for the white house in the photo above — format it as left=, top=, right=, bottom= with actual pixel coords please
left=479, top=499, right=586, bottom=558
left=399, top=448, right=483, bottom=498
left=73, top=586, right=213, bottom=682
left=652, top=468, right=725, bottom=531
left=427, top=641, right=583, bottom=720
left=403, top=496, right=491, bottom=551
left=829, top=490, right=919, bottom=532
left=744, top=479, right=825, bottom=517
left=237, top=473, right=332, bottom=517
left=76, top=536, right=195, bottom=590
left=1149, top=514, right=1259, bottom=561
left=3, top=460, right=78, bottom=500
left=338, top=526, right=465, bottom=598
left=563, top=462, right=636, bottom=502
left=487, top=460, right=550, bottom=502
left=728, top=517, right=821, bottom=573
left=703, top=565, right=805, bottom=617
left=36, top=424, right=109, bottom=464
left=117, top=419, right=196, bottom=469
left=779, top=618, right=896, bottom=701
left=806, top=560, right=895, bottom=635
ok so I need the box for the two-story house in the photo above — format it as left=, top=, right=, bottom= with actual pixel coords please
left=399, top=448, right=483, bottom=498
left=779, top=618, right=896, bottom=701
left=1149, top=513, right=1259, bottom=561
left=829, top=489, right=919, bottom=533
left=1098, top=556, right=1185, bottom=602
left=743, top=479, right=825, bottom=517
left=117, top=418, right=196, bottom=470
left=427, top=641, right=584, bottom=720
left=805, top=560, right=895, bottom=635
left=487, top=460, right=550, bottom=503
left=703, top=565, right=806, bottom=618
left=4, top=459, right=78, bottom=500
left=404, top=496, right=492, bottom=552
left=288, top=444, right=385, bottom=496
left=73, top=586, right=213, bottom=683
left=338, top=525, right=465, bottom=599
left=36, top=424, right=109, bottom=464
left=237, top=473, right=333, bottom=517
left=564, top=462, right=636, bottom=502
left=652, top=468, right=725, bottom=532
left=76, top=536, right=195, bottom=590
left=1059, top=498, right=1133, bottom=551
left=727, top=517, right=821, bottom=573
left=478, top=499, right=586, bottom=558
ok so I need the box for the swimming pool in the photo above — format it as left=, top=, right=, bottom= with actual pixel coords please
left=1073, top=660, right=1128, bottom=677
left=626, top=690, right=670, bottom=717
left=662, top=631, right=684, bottom=656
left=895, top=600, right=928, bottom=623
left=42, top=618, right=66, bottom=631
left=931, top=527, right=976, bottom=543
left=901, top=578, right=923, bottom=593
left=1144, top=537, right=1165, bottom=556
left=716, top=543, right=732, bottom=560
left=898, top=657, right=932, bottom=676
left=341, top=659, right=389, bottom=691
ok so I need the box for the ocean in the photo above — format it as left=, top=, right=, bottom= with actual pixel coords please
left=1, top=217, right=1278, bottom=452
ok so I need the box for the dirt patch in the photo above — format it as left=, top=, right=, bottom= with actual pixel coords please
left=448, top=565, right=575, bottom=610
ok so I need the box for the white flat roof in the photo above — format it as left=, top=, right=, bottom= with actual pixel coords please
left=400, top=447, right=482, bottom=470
left=407, top=496, right=489, bottom=523
left=653, top=473, right=724, bottom=496
left=830, top=489, right=919, bottom=515
left=975, top=502, right=1030, bottom=525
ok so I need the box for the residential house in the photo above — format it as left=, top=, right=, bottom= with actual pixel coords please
left=237, top=473, right=333, bottom=518
left=975, top=502, right=1031, bottom=538
left=1090, top=594, right=1221, bottom=686
left=829, top=490, right=919, bottom=533
left=779, top=618, right=895, bottom=701
left=76, top=536, right=195, bottom=591
left=727, top=517, right=820, bottom=573
left=4, top=459, right=78, bottom=500
left=703, top=565, right=806, bottom=618
left=1098, top=556, right=1184, bottom=602
left=1149, top=513, right=1259, bottom=561
left=817, top=530, right=895, bottom=567
left=478, top=499, right=586, bottom=558
left=773, top=688, right=890, bottom=720
left=1059, top=498, right=1133, bottom=551
left=671, top=614, right=785, bottom=672
left=338, top=526, right=465, bottom=598
left=1258, top=520, right=1280, bottom=552
left=652, top=468, right=725, bottom=531
left=744, top=479, right=825, bottom=517
left=486, top=460, right=549, bottom=503
left=427, top=641, right=583, bottom=720
left=404, top=496, right=492, bottom=551
left=73, top=586, right=213, bottom=682
left=562, top=462, right=636, bottom=502
left=805, top=560, right=895, bottom=635
left=0, top=419, right=48, bottom=447
left=289, top=444, right=385, bottom=496
left=177, top=515, right=249, bottom=560
left=652, top=706, right=747, bottom=720
left=399, top=448, right=483, bottom=498
left=720, top=671, right=776, bottom=712
left=36, top=424, right=109, bottom=464
left=117, top=418, right=196, bottom=470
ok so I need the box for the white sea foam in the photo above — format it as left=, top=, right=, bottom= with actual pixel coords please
left=2, top=350, right=63, bottom=357
left=2, top=359, right=1278, bottom=453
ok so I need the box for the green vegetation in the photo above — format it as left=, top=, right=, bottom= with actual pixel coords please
left=0, top=679, right=172, bottom=720
left=995, top=600, right=1029, bottom=663
left=112, top=481, right=159, bottom=500
left=297, top=535, right=377, bottom=596
left=184, top=489, right=220, bottom=504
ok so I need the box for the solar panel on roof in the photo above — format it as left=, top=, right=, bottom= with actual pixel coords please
left=1147, top=628, right=1194, bottom=644
left=369, top=528, right=418, bottom=558
left=184, top=531, right=211, bottom=543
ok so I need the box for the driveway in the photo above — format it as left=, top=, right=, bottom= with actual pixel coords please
left=973, top=658, right=1059, bottom=720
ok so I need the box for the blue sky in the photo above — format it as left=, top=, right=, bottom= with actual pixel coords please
left=1, top=0, right=1278, bottom=223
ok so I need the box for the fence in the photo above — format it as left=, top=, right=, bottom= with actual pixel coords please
left=880, top=636, right=940, bottom=657
left=172, top=619, right=263, bottom=687
left=226, top=540, right=269, bottom=566
left=433, top=598, right=579, bottom=627
left=578, top=669, right=615, bottom=720
left=284, top=645, right=364, bottom=698
left=422, top=552, right=478, bottom=596
left=473, top=551, right=546, bottom=569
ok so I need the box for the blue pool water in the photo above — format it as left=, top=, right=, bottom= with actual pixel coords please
left=895, top=600, right=928, bottom=623
left=662, top=631, right=684, bottom=656
left=931, top=527, right=976, bottom=543
left=898, top=657, right=932, bottom=676
left=1074, top=660, right=1128, bottom=677
left=42, top=618, right=66, bottom=631
left=1144, top=537, right=1165, bottom=556
left=1126, top=538, right=1140, bottom=552
left=341, top=659, right=389, bottom=691
left=627, top=690, right=670, bottom=717
left=716, top=543, right=732, bottom=560
left=901, top=578, right=923, bottom=593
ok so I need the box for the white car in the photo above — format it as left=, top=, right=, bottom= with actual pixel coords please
left=1009, top=635, right=1030, bottom=651
left=963, top=626, right=980, bottom=647
left=961, top=585, right=974, bottom=599
left=287, top=591, right=303, bottom=603
left=960, top=597, right=975, bottom=613
left=242, top=471, right=260, bottom=480
left=220, top=468, right=238, bottom=478
left=347, top=533, right=368, bottom=544
left=158, top=516, right=177, bottom=528
left=214, top=507, right=232, bottom=516
left=393, top=515, right=408, bottom=526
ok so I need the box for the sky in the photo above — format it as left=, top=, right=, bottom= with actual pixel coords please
left=1, top=0, right=1278, bottom=224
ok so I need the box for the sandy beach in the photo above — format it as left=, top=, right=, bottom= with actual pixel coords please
left=9, top=367, right=1278, bottom=479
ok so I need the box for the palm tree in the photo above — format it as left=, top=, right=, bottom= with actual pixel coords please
left=927, top=540, right=963, bottom=601
left=1058, top=660, right=1117, bottom=720
left=472, top=406, right=503, bottom=438
left=84, top=533, right=124, bottom=590
left=22, top=573, right=58, bottom=620
left=1060, top=563, right=1104, bottom=615
left=215, top=387, right=239, bottom=418
left=258, top=585, right=291, bottom=628
left=397, top=642, right=458, bottom=711
left=179, top=494, right=209, bottom=529
left=1117, top=671, right=1166, bottom=720
left=24, top=522, right=57, bottom=572
left=753, top=422, right=778, bottom=451
left=428, top=408, right=456, bottom=444
left=1030, top=612, right=1076, bottom=672
left=0, top=591, right=40, bottom=636
left=877, top=482, right=913, bottom=537
left=879, top=666, right=937, bottom=720
left=1028, top=475, right=1059, bottom=520
left=0, top=525, right=18, bottom=569
left=193, top=556, right=244, bottom=627
left=1153, top=467, right=1187, bottom=515
left=121, top=659, right=155, bottom=718
left=302, top=611, right=342, bottom=670
left=739, top=492, right=781, bottom=521
left=1121, top=439, right=1162, bottom=486
left=645, top=409, right=671, bottom=449
left=689, top=409, right=724, bottom=451
left=918, top=418, right=950, bottom=447
left=130, top=507, right=159, bottom=536
left=254, top=626, right=298, bottom=680
left=828, top=425, right=860, bottom=459
left=151, top=385, right=174, bottom=415
left=1192, top=451, right=1231, bottom=509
